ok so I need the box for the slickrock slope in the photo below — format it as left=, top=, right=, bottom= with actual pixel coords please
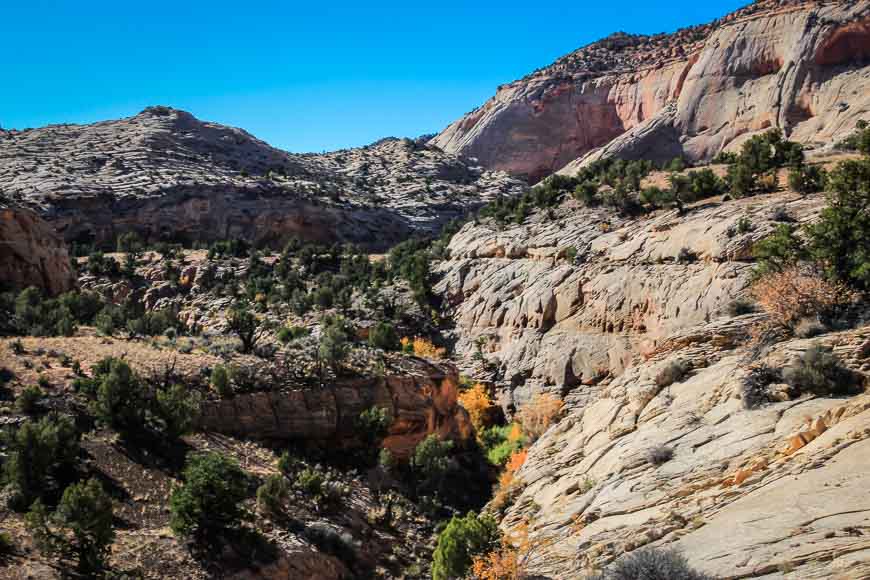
left=0, top=106, right=526, bottom=250
left=436, top=187, right=825, bottom=410
left=503, top=325, right=870, bottom=579
left=0, top=200, right=75, bottom=294
left=432, top=0, right=870, bottom=182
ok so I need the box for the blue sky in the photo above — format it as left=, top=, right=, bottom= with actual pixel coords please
left=2, top=0, right=746, bottom=152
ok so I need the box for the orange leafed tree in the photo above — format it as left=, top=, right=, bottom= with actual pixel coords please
left=401, top=336, right=447, bottom=359
left=751, top=265, right=852, bottom=328
left=516, top=393, right=564, bottom=441
left=472, top=520, right=553, bottom=580
left=458, top=383, right=494, bottom=433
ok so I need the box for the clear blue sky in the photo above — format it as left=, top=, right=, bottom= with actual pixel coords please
left=2, top=0, right=746, bottom=152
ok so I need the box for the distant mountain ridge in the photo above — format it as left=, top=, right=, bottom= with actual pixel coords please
left=0, top=106, right=526, bottom=250
left=431, top=0, right=870, bottom=182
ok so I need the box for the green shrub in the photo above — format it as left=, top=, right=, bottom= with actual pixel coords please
left=356, top=406, right=391, bottom=446
left=210, top=365, right=231, bottom=397
left=227, top=302, right=261, bottom=354
left=88, top=358, right=145, bottom=436
left=277, top=325, right=309, bottom=344
left=431, top=511, right=500, bottom=580
left=782, top=344, right=860, bottom=397
left=788, top=164, right=827, bottom=194
left=26, top=478, right=114, bottom=576
left=15, top=385, right=43, bottom=414
left=480, top=425, right=525, bottom=467
left=154, top=383, right=201, bottom=439
left=806, top=158, right=870, bottom=289
left=412, top=434, right=453, bottom=485
left=752, top=224, right=806, bottom=278
left=2, top=415, right=80, bottom=510
left=318, top=316, right=352, bottom=373
left=368, top=322, right=399, bottom=351
left=256, top=474, right=289, bottom=516
left=169, top=452, right=249, bottom=541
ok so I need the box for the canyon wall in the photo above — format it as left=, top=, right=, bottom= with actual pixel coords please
left=433, top=0, right=870, bottom=182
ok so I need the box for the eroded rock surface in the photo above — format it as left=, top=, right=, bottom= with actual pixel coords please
left=432, top=0, right=870, bottom=182
left=436, top=189, right=824, bottom=410
left=0, top=106, right=526, bottom=250
left=0, top=200, right=75, bottom=294
left=502, top=324, right=870, bottom=579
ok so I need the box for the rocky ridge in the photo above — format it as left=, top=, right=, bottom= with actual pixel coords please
left=0, top=106, right=526, bottom=250
left=432, top=0, right=870, bottom=182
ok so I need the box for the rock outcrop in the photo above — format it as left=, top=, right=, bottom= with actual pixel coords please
left=0, top=107, right=526, bottom=250
left=198, top=356, right=473, bottom=459
left=0, top=200, right=75, bottom=295
left=501, top=323, right=870, bottom=579
left=432, top=0, right=870, bottom=182
left=435, top=184, right=825, bottom=410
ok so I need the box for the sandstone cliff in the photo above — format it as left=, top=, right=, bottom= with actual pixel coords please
left=0, top=107, right=526, bottom=250
left=432, top=0, right=870, bottom=182
left=198, top=356, right=473, bottom=459
left=0, top=200, right=75, bottom=295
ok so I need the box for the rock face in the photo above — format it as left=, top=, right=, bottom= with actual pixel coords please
left=0, top=106, right=526, bottom=250
left=432, top=0, right=870, bottom=182
left=0, top=201, right=75, bottom=295
left=436, top=186, right=825, bottom=410
left=501, top=324, right=870, bottom=579
left=198, top=356, right=473, bottom=459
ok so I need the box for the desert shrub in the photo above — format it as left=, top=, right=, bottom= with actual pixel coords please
left=646, top=445, right=674, bottom=466
left=170, top=452, right=249, bottom=541
left=607, top=547, right=713, bottom=580
left=677, top=247, right=697, bottom=263
left=0, top=531, right=13, bottom=557
left=210, top=365, right=231, bottom=397
left=154, top=383, right=201, bottom=439
left=752, top=224, right=807, bottom=278
left=318, top=316, right=352, bottom=373
left=727, top=129, right=803, bottom=197
left=378, top=448, right=397, bottom=472
left=726, top=298, right=757, bottom=316
left=458, top=383, right=494, bottom=434
left=788, top=164, right=827, bottom=194
left=15, top=385, right=43, bottom=414
left=88, top=357, right=146, bottom=436
left=655, top=359, right=691, bottom=387
left=740, top=365, right=782, bottom=410
left=227, top=302, right=261, bottom=354
left=782, top=344, right=861, bottom=397
left=806, top=158, right=870, bottom=289
left=412, top=434, right=454, bottom=484
left=751, top=265, right=852, bottom=329
left=515, top=393, right=563, bottom=441
left=368, top=321, right=399, bottom=351
left=432, top=511, right=500, bottom=580
left=256, top=474, right=289, bottom=516
left=276, top=325, right=309, bottom=344
left=793, top=317, right=827, bottom=339
left=355, top=406, right=391, bottom=447
left=86, top=252, right=120, bottom=277
left=26, top=478, right=115, bottom=576
left=293, top=466, right=347, bottom=509
left=304, top=523, right=359, bottom=568
left=2, top=415, right=80, bottom=510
